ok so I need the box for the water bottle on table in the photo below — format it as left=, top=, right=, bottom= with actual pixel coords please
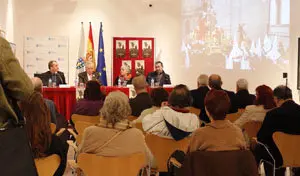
left=151, top=78, right=154, bottom=88
left=118, top=78, right=121, bottom=87
left=48, top=78, right=52, bottom=87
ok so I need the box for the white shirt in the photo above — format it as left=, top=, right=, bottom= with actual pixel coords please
left=87, top=73, right=93, bottom=81
left=234, top=105, right=269, bottom=128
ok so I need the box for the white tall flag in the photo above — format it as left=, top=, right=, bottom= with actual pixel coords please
left=76, top=22, right=86, bottom=79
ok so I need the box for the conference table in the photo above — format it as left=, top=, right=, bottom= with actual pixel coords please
left=43, top=86, right=173, bottom=120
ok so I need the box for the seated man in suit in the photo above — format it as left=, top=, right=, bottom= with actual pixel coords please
left=208, top=74, right=237, bottom=113
left=235, top=78, right=255, bottom=109
left=146, top=61, right=171, bottom=86
left=191, top=74, right=210, bottom=123
left=78, top=61, right=101, bottom=85
left=191, top=74, right=210, bottom=109
left=254, top=86, right=300, bottom=176
left=42, top=60, right=66, bottom=86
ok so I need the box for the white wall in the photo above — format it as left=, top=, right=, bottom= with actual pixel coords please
left=13, top=0, right=181, bottom=86
left=0, top=0, right=7, bottom=33
left=11, top=0, right=300, bottom=102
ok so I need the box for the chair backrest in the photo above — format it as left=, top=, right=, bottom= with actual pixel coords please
left=34, top=154, right=60, bottom=176
left=127, top=115, right=138, bottom=121
left=273, top=132, right=300, bottom=167
left=75, top=121, right=95, bottom=145
left=242, top=121, right=262, bottom=139
left=226, top=112, right=242, bottom=122
left=50, top=123, right=56, bottom=134
left=77, top=153, right=146, bottom=176
left=180, top=150, right=258, bottom=176
left=71, top=114, right=99, bottom=124
left=187, top=107, right=201, bottom=116
left=145, top=134, right=190, bottom=172
left=135, top=122, right=145, bottom=133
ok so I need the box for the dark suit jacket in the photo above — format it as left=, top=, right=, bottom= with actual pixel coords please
left=129, top=92, right=152, bottom=117
left=41, top=71, right=66, bottom=86
left=146, top=71, right=171, bottom=86
left=223, top=89, right=238, bottom=113
left=78, top=71, right=101, bottom=85
left=256, top=100, right=300, bottom=167
left=235, top=90, right=255, bottom=109
left=180, top=150, right=258, bottom=176
left=190, top=86, right=210, bottom=109
left=44, top=98, right=57, bottom=124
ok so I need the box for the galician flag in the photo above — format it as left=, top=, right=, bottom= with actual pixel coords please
left=96, top=22, right=107, bottom=86
left=76, top=22, right=85, bottom=78
left=86, top=22, right=95, bottom=67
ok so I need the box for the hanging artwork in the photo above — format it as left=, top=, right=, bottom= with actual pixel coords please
left=112, top=37, right=154, bottom=86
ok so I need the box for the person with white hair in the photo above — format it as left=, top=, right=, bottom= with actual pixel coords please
left=235, top=78, right=255, bottom=109
left=31, top=77, right=57, bottom=124
left=113, top=65, right=132, bottom=86
left=78, top=91, right=150, bottom=161
left=190, top=74, right=210, bottom=109
left=78, top=61, right=101, bottom=85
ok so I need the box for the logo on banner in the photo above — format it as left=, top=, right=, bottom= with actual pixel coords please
left=48, top=51, right=56, bottom=55
left=58, top=57, right=65, bottom=61
left=26, top=37, right=34, bottom=40
left=36, top=44, right=43, bottom=48
left=26, top=64, right=35, bottom=68
left=58, top=44, right=67, bottom=48
left=48, top=37, right=56, bottom=41
left=25, top=50, right=34, bottom=54
left=36, top=57, right=44, bottom=61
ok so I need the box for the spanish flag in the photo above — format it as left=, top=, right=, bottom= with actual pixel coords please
left=86, top=22, right=95, bottom=67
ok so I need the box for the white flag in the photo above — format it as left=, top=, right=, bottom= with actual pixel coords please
left=76, top=22, right=85, bottom=78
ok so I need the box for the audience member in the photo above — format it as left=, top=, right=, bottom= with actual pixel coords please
left=235, top=78, right=255, bottom=109
left=73, top=80, right=105, bottom=116
left=78, top=91, right=150, bottom=161
left=135, top=88, right=169, bottom=123
left=254, top=86, right=300, bottom=176
left=209, top=74, right=237, bottom=113
left=32, top=77, right=58, bottom=124
left=142, top=84, right=200, bottom=140
left=129, top=75, right=152, bottom=117
left=190, top=74, right=210, bottom=109
left=188, top=89, right=246, bottom=152
left=42, top=60, right=66, bottom=86
left=20, top=92, right=68, bottom=176
left=113, top=66, right=132, bottom=86
left=235, top=85, right=276, bottom=128
left=78, top=61, right=101, bottom=85
left=146, top=61, right=171, bottom=86
left=0, top=37, right=33, bottom=128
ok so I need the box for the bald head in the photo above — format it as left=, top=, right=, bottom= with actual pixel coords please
left=31, top=77, right=43, bottom=93
left=209, top=74, right=222, bottom=89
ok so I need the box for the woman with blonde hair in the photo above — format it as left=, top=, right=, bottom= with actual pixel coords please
left=20, top=92, right=68, bottom=176
left=79, top=91, right=149, bottom=159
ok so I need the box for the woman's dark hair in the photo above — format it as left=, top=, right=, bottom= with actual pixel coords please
left=255, top=85, right=276, bottom=109
left=84, top=80, right=105, bottom=101
left=168, top=84, right=192, bottom=108
left=150, top=88, right=169, bottom=107
left=20, top=92, right=52, bottom=158
left=204, top=89, right=230, bottom=120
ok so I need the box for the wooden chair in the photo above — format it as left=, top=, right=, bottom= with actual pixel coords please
left=50, top=123, right=56, bottom=134
left=74, top=121, right=94, bottom=145
left=242, top=121, right=262, bottom=139
left=71, top=114, right=99, bottom=124
left=35, top=154, right=60, bottom=176
left=135, top=122, right=145, bottom=133
left=77, top=153, right=146, bottom=176
left=128, top=115, right=138, bottom=121
left=273, top=132, right=300, bottom=168
left=226, top=112, right=243, bottom=122
left=145, top=134, right=190, bottom=172
left=187, top=107, right=201, bottom=116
